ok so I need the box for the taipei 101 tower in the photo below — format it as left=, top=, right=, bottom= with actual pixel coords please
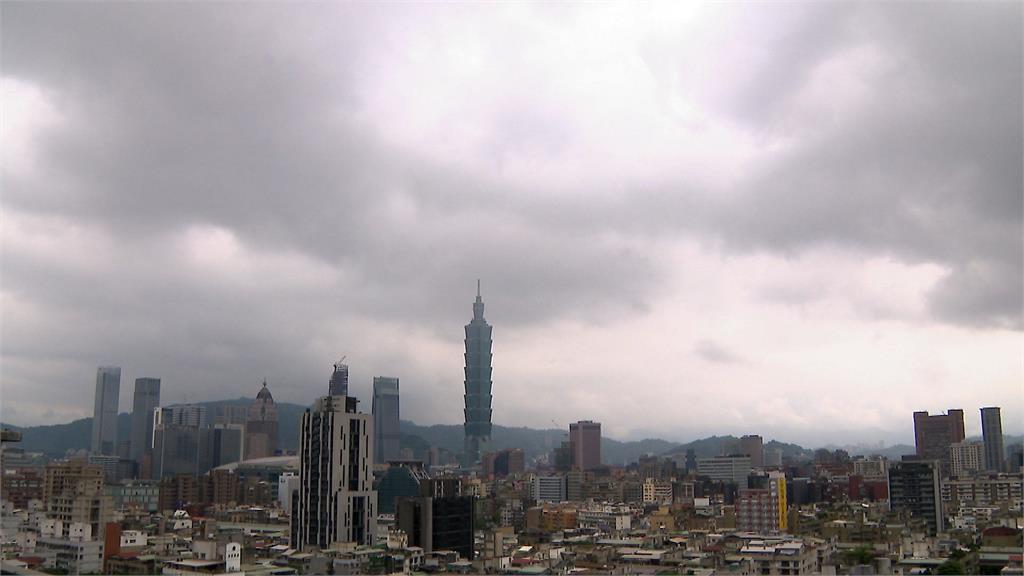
left=463, top=280, right=493, bottom=466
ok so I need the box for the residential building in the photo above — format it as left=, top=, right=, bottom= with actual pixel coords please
left=981, top=407, right=1005, bottom=472
left=913, top=409, right=965, bottom=476
left=852, top=457, right=887, bottom=480
left=737, top=471, right=788, bottom=534
left=570, top=420, right=602, bottom=471
left=1, top=468, right=43, bottom=508
left=949, top=441, right=985, bottom=478
left=942, top=475, right=1023, bottom=509
left=105, top=480, right=159, bottom=512
left=91, top=366, right=121, bottom=455
left=129, top=377, right=161, bottom=463
left=888, top=460, right=943, bottom=535
left=463, top=281, right=494, bottom=466
left=642, top=478, right=674, bottom=504
left=36, top=521, right=104, bottom=575
left=372, top=377, right=401, bottom=463
left=43, top=461, right=112, bottom=539
left=291, top=395, right=376, bottom=550
left=736, top=539, right=818, bottom=575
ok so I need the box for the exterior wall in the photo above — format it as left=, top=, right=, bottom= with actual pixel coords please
left=37, top=536, right=104, bottom=574
left=292, top=395, right=377, bottom=550
left=737, top=472, right=787, bottom=534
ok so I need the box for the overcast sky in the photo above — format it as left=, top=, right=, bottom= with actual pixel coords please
left=2, top=2, right=1021, bottom=447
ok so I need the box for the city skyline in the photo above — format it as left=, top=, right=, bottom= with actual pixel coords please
left=2, top=2, right=1021, bottom=446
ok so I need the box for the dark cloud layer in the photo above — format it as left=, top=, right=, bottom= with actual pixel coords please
left=1, top=2, right=1020, bottom=436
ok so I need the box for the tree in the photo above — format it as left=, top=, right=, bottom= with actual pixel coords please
left=844, top=546, right=874, bottom=566
left=937, top=560, right=965, bottom=575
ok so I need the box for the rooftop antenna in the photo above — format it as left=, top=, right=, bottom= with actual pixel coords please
left=477, top=278, right=481, bottom=298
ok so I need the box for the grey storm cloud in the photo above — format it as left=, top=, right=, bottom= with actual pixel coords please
left=693, top=340, right=746, bottom=366
left=1, top=2, right=1020, bottom=439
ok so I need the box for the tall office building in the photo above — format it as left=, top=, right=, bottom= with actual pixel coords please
left=913, top=409, right=965, bottom=476
left=697, top=455, right=754, bottom=488
left=570, top=421, right=602, bottom=471
left=329, top=359, right=349, bottom=397
left=291, top=395, right=376, bottom=550
left=396, top=478, right=475, bottom=561
left=372, top=377, right=401, bottom=463
left=981, top=407, right=1005, bottom=472
left=129, top=377, right=161, bottom=462
left=151, top=404, right=227, bottom=478
left=463, top=281, right=493, bottom=466
left=91, top=366, right=121, bottom=455
left=888, top=460, right=943, bottom=535
left=740, top=435, right=765, bottom=468
left=245, top=381, right=279, bottom=459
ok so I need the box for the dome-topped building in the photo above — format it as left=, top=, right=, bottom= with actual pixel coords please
left=245, top=380, right=279, bottom=460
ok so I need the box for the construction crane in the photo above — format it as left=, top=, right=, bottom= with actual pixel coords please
left=334, top=355, right=347, bottom=369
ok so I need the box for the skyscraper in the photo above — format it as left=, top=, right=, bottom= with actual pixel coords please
left=913, top=409, right=965, bottom=476
left=245, top=381, right=279, bottom=460
left=463, top=280, right=493, bottom=466
left=740, top=435, right=765, bottom=468
left=291, top=395, right=376, bottom=550
left=569, top=421, right=602, bottom=471
left=372, top=377, right=400, bottom=463
left=129, top=377, right=161, bottom=462
left=329, top=359, right=349, bottom=397
left=91, top=366, right=121, bottom=455
left=981, top=407, right=1005, bottom=472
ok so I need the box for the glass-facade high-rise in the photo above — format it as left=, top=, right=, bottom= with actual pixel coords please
left=91, top=366, right=121, bottom=455
left=129, top=377, right=161, bottom=462
left=981, top=407, right=1005, bottom=472
left=463, top=281, right=493, bottom=466
left=372, top=377, right=401, bottom=463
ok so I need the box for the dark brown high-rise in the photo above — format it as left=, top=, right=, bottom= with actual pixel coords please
left=569, top=420, right=601, bottom=471
left=913, top=409, right=964, bottom=476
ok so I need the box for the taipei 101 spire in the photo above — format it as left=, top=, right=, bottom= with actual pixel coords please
left=463, top=279, right=493, bottom=466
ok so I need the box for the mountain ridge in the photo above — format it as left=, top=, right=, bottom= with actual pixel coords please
left=5, top=401, right=1020, bottom=464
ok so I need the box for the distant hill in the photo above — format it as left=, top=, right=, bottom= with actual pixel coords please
left=10, top=407, right=1014, bottom=465
left=3, top=399, right=310, bottom=458
left=396, top=421, right=681, bottom=465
